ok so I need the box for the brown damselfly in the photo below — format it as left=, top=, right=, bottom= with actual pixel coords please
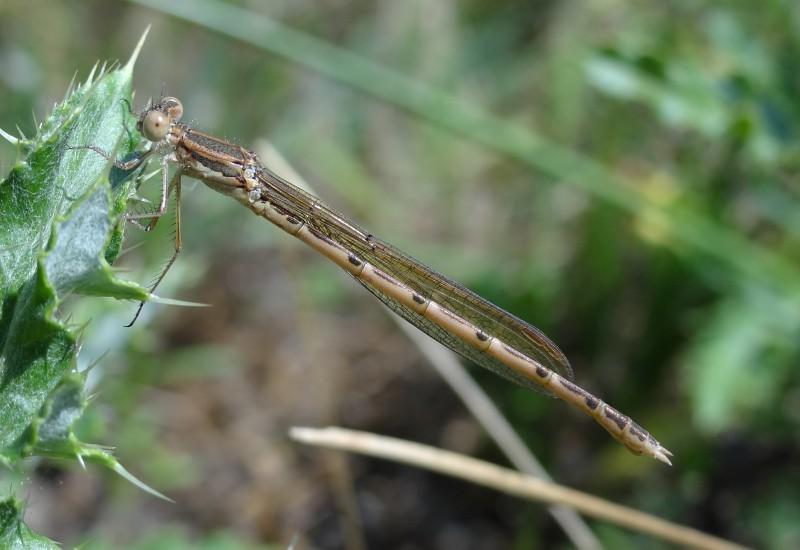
left=87, top=96, right=673, bottom=465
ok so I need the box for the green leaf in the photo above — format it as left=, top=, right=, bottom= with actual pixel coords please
left=0, top=497, right=59, bottom=550
left=0, top=32, right=148, bottom=470
left=2, top=371, right=171, bottom=501
left=43, top=172, right=146, bottom=299
left=0, top=27, right=168, bottom=500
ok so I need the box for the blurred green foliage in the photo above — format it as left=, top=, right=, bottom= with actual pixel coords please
left=1, top=0, right=798, bottom=548
left=81, top=526, right=277, bottom=550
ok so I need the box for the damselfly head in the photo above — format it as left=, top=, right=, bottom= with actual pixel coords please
left=137, top=96, right=184, bottom=143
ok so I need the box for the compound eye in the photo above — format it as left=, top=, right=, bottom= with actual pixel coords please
left=142, top=110, right=169, bottom=141
left=162, top=96, right=184, bottom=123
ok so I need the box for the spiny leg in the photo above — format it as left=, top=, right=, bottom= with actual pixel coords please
left=70, top=143, right=184, bottom=326
left=119, top=157, right=159, bottom=226
left=125, top=169, right=184, bottom=327
left=66, top=142, right=158, bottom=229
left=125, top=155, right=172, bottom=229
left=66, top=144, right=154, bottom=172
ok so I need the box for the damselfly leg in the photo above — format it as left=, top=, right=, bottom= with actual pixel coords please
left=125, top=168, right=184, bottom=327
left=67, top=141, right=184, bottom=326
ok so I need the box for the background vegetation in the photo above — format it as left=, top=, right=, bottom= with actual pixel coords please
left=1, top=0, right=798, bottom=548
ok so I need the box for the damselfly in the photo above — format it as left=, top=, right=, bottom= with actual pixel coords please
left=91, top=96, right=672, bottom=465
